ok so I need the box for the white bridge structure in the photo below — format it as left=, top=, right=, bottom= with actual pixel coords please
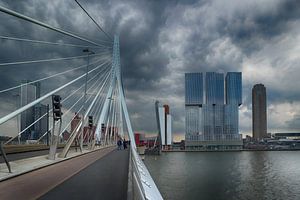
left=0, top=4, right=163, bottom=200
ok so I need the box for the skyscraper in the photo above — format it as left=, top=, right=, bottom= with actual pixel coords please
left=34, top=104, right=49, bottom=141
left=224, top=72, right=242, bottom=135
left=205, top=72, right=224, bottom=105
left=157, top=104, right=173, bottom=150
left=20, top=81, right=39, bottom=141
left=185, top=72, right=243, bottom=150
left=252, top=84, right=267, bottom=140
left=20, top=81, right=48, bottom=141
left=185, top=73, right=203, bottom=105
left=226, top=72, right=242, bottom=105
left=185, top=73, right=203, bottom=137
left=203, top=72, right=225, bottom=137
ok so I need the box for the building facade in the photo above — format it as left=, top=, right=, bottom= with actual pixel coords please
left=158, top=104, right=173, bottom=149
left=185, top=73, right=203, bottom=138
left=205, top=72, right=224, bottom=105
left=20, top=81, right=48, bottom=141
left=224, top=72, right=242, bottom=135
left=33, top=104, right=49, bottom=142
left=252, top=84, right=267, bottom=140
left=185, top=72, right=243, bottom=150
left=185, top=73, right=203, bottom=105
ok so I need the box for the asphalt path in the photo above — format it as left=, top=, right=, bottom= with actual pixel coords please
left=40, top=148, right=130, bottom=200
left=0, top=147, right=115, bottom=199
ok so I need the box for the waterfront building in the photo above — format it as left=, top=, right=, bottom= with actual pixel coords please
left=252, top=84, right=267, bottom=140
left=225, top=72, right=242, bottom=105
left=185, top=73, right=203, bottom=138
left=224, top=72, right=242, bottom=135
left=205, top=72, right=224, bottom=105
left=273, top=133, right=300, bottom=140
left=185, top=73, right=203, bottom=105
left=185, top=72, right=242, bottom=150
left=33, top=104, right=49, bottom=141
left=20, top=80, right=43, bottom=141
left=186, top=106, right=202, bottom=135
left=157, top=104, right=173, bottom=150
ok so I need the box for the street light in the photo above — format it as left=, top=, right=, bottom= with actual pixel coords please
left=81, top=48, right=95, bottom=150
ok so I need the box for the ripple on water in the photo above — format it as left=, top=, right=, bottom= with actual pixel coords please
left=144, top=151, right=300, bottom=200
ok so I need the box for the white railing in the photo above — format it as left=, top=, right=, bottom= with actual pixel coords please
left=129, top=147, right=163, bottom=200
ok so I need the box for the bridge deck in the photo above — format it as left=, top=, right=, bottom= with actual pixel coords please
left=40, top=148, right=129, bottom=200
left=0, top=147, right=129, bottom=200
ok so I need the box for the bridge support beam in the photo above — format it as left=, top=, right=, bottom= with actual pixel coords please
left=59, top=118, right=83, bottom=158
left=48, top=121, right=62, bottom=160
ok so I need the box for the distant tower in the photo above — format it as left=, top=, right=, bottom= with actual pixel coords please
left=20, top=81, right=48, bottom=141
left=185, top=73, right=203, bottom=138
left=185, top=71, right=243, bottom=150
left=20, top=81, right=40, bottom=141
left=203, top=72, right=224, bottom=137
left=252, top=84, right=267, bottom=140
left=157, top=103, right=173, bottom=150
left=224, top=72, right=242, bottom=135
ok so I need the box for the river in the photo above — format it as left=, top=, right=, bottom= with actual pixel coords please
left=144, top=151, right=300, bottom=200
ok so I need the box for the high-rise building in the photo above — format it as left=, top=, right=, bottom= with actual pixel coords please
left=226, top=72, right=242, bottom=105
left=224, top=72, right=242, bottom=135
left=205, top=72, right=224, bottom=105
left=19, top=80, right=48, bottom=141
left=185, top=72, right=242, bottom=150
left=20, top=81, right=42, bottom=141
left=33, top=104, right=49, bottom=141
left=203, top=72, right=225, bottom=137
left=185, top=106, right=202, bottom=135
left=157, top=104, right=173, bottom=150
left=185, top=73, right=203, bottom=106
left=185, top=73, right=203, bottom=138
left=252, top=84, right=267, bottom=140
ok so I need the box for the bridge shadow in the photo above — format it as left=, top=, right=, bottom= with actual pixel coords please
left=39, top=148, right=129, bottom=200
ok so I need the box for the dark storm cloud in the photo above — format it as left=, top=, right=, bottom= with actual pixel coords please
left=225, top=0, right=300, bottom=55
left=0, top=0, right=300, bottom=138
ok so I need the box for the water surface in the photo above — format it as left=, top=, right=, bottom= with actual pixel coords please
left=144, top=151, right=300, bottom=200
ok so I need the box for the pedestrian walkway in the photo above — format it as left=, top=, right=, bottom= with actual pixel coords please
left=0, top=146, right=113, bottom=181
left=40, top=148, right=129, bottom=200
left=0, top=146, right=116, bottom=199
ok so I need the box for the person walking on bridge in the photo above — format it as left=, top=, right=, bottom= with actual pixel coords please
left=117, top=139, right=122, bottom=150
left=123, top=139, right=127, bottom=149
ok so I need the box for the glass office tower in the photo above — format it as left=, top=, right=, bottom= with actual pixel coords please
left=205, top=72, right=224, bottom=105
left=224, top=72, right=242, bottom=135
left=203, top=72, right=224, bottom=138
left=185, top=73, right=203, bottom=139
left=20, top=81, right=48, bottom=141
left=185, top=73, right=203, bottom=105
left=225, top=72, right=242, bottom=105
left=185, top=72, right=243, bottom=150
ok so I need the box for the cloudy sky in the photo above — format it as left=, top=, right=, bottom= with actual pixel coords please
left=0, top=0, right=299, bottom=141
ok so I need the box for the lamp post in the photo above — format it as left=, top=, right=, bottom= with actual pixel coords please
left=81, top=48, right=95, bottom=150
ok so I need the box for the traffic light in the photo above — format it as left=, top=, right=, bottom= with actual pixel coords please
left=88, top=116, right=93, bottom=128
left=101, top=123, right=105, bottom=134
left=52, top=95, right=63, bottom=121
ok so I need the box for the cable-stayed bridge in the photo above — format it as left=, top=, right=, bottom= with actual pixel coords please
left=0, top=3, right=163, bottom=200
